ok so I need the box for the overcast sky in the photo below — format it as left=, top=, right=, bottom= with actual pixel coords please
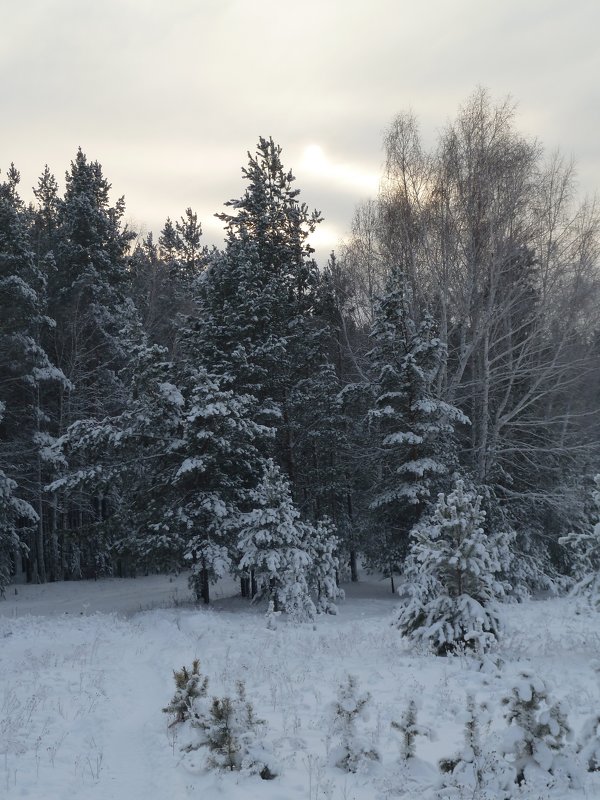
left=2, top=0, right=599, bottom=262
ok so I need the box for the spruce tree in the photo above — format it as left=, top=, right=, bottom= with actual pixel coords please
left=0, top=404, right=37, bottom=594
left=236, top=460, right=315, bottom=620
left=302, top=516, right=344, bottom=614
left=366, top=266, right=468, bottom=577
left=53, top=342, right=271, bottom=597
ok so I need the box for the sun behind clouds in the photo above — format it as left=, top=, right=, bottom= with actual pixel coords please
left=301, top=144, right=379, bottom=193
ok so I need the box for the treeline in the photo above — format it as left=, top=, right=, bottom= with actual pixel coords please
left=1, top=89, right=599, bottom=597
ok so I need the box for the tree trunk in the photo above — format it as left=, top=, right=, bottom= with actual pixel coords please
left=201, top=562, right=210, bottom=605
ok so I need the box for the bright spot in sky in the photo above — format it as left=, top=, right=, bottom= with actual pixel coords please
left=301, top=145, right=379, bottom=193
left=307, top=223, right=339, bottom=254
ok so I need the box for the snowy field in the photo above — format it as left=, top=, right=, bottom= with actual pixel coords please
left=2, top=576, right=600, bottom=799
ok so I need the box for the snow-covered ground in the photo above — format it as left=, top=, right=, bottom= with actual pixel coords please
left=1, top=576, right=600, bottom=799
left=0, top=571, right=238, bottom=618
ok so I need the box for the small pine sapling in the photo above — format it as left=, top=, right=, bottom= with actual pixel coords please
left=390, top=699, right=437, bottom=793
left=195, top=680, right=276, bottom=779
left=330, top=674, right=380, bottom=772
left=578, top=715, right=600, bottom=772
left=163, top=659, right=208, bottom=726
left=559, top=474, right=600, bottom=608
left=500, top=670, right=580, bottom=791
left=437, top=695, right=512, bottom=799
left=265, top=598, right=280, bottom=630
left=391, top=700, right=430, bottom=761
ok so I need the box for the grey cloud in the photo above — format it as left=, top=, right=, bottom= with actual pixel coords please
left=1, top=0, right=598, bottom=263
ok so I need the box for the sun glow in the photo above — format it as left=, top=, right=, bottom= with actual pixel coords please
left=301, top=144, right=379, bottom=193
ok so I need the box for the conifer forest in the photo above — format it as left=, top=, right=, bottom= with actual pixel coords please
left=3, top=91, right=600, bottom=799
left=2, top=92, right=599, bottom=602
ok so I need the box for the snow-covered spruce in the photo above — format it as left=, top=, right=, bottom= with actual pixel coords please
left=500, top=670, right=581, bottom=791
left=192, top=680, right=277, bottom=779
left=302, top=516, right=344, bottom=615
left=236, top=461, right=342, bottom=621
left=236, top=460, right=314, bottom=620
left=329, top=674, right=379, bottom=773
left=560, top=474, right=600, bottom=607
left=52, top=343, right=271, bottom=603
left=396, top=479, right=509, bottom=655
left=365, top=266, right=468, bottom=573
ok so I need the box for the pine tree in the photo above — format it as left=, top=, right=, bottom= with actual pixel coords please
left=131, top=209, right=208, bottom=351
left=329, top=674, right=379, bottom=772
left=389, top=699, right=438, bottom=795
left=50, top=149, right=137, bottom=413
left=194, top=681, right=276, bottom=779
left=163, top=659, right=209, bottom=727
left=128, top=233, right=173, bottom=348
left=366, top=266, right=468, bottom=576
left=0, top=164, right=66, bottom=583
left=500, top=670, right=580, bottom=790
left=559, top=474, right=600, bottom=606
left=190, top=138, right=335, bottom=511
left=194, top=138, right=321, bottom=394
left=391, top=700, right=430, bottom=761
left=396, top=479, right=508, bottom=654
left=436, top=695, right=513, bottom=799
left=31, top=150, right=143, bottom=580
left=578, top=714, right=600, bottom=772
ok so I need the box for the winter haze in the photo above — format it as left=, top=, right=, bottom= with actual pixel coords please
left=4, top=3, right=600, bottom=798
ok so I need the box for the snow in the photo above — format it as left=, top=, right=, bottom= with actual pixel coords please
left=158, top=382, right=184, bottom=407
left=0, top=572, right=238, bottom=618
left=2, top=576, right=600, bottom=798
